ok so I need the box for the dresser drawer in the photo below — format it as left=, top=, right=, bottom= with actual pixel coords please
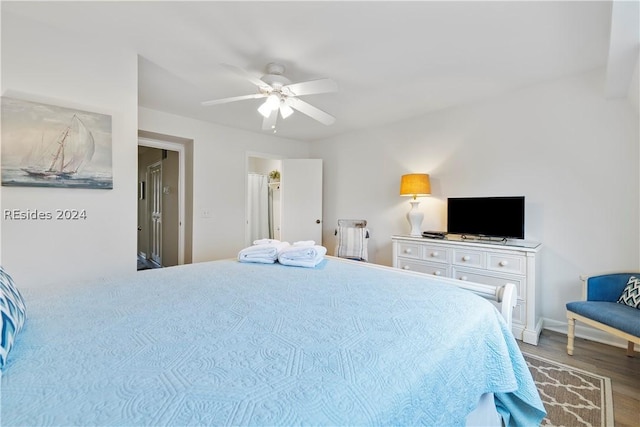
left=396, top=242, right=421, bottom=259
left=397, top=258, right=450, bottom=277
left=452, top=249, right=484, bottom=269
left=487, top=253, right=526, bottom=275
left=452, top=267, right=525, bottom=301
left=421, top=245, right=450, bottom=264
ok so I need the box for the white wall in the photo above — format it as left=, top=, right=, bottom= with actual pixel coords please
left=629, top=55, right=639, bottom=113
left=138, top=107, right=310, bottom=262
left=631, top=56, right=640, bottom=273
left=1, top=11, right=138, bottom=290
left=0, top=5, right=3, bottom=264
left=312, top=67, right=639, bottom=335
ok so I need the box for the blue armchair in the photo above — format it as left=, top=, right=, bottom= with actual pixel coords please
left=566, top=273, right=640, bottom=357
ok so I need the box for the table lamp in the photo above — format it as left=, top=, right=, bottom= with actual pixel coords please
left=400, top=173, right=431, bottom=236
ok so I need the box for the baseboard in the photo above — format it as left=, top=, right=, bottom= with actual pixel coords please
left=543, top=317, right=632, bottom=350
left=521, top=318, right=544, bottom=345
left=138, top=251, right=147, bottom=259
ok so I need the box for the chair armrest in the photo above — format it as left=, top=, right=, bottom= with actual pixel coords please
left=583, top=273, right=639, bottom=302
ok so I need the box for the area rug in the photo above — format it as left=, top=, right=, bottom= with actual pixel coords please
left=522, top=352, right=614, bottom=427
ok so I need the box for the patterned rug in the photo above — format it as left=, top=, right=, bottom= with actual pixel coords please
left=523, top=352, right=614, bottom=427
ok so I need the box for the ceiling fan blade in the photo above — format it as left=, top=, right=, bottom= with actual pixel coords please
left=220, top=63, right=269, bottom=88
left=287, top=97, right=336, bottom=126
left=262, top=109, right=278, bottom=131
left=283, top=78, right=338, bottom=96
left=201, top=93, right=265, bottom=107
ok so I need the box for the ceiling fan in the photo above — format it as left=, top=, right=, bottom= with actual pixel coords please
left=201, top=62, right=338, bottom=132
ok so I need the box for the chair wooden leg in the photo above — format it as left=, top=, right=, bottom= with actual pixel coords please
left=567, top=316, right=575, bottom=355
left=627, top=341, right=635, bottom=357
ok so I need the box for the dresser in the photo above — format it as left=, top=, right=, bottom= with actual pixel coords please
left=392, top=235, right=542, bottom=345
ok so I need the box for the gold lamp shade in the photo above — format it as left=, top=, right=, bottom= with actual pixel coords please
left=400, top=174, right=431, bottom=199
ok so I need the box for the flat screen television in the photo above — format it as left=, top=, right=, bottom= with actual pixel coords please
left=447, top=196, right=525, bottom=239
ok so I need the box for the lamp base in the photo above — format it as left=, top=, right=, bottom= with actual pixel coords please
left=406, top=201, right=424, bottom=237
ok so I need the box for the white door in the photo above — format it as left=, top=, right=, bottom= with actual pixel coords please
left=149, top=162, right=162, bottom=266
left=280, top=159, right=323, bottom=244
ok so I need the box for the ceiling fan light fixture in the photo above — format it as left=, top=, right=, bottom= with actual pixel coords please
left=203, top=62, right=337, bottom=129
left=266, top=93, right=280, bottom=108
left=279, top=101, right=294, bottom=119
left=257, top=101, right=273, bottom=118
left=258, top=93, right=280, bottom=118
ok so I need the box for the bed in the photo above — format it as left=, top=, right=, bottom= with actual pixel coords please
left=1, top=257, right=545, bottom=426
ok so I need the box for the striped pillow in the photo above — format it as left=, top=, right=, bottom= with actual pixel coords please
left=0, top=266, right=26, bottom=369
left=617, top=275, right=640, bottom=309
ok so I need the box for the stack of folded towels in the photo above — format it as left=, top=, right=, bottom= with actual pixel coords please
left=237, top=239, right=290, bottom=264
left=278, top=241, right=327, bottom=268
left=237, top=239, right=326, bottom=268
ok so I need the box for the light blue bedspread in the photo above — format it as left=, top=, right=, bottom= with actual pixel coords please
left=2, top=258, right=545, bottom=426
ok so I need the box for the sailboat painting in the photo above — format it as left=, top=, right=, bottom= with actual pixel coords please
left=1, top=97, right=112, bottom=189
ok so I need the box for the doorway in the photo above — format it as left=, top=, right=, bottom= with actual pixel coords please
left=138, top=138, right=186, bottom=268
left=246, top=154, right=323, bottom=246
left=247, top=156, right=282, bottom=246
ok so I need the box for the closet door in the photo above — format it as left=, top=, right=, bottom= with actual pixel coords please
left=280, top=159, right=323, bottom=244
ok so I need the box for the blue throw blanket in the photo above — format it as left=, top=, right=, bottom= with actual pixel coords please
left=2, top=258, right=545, bottom=426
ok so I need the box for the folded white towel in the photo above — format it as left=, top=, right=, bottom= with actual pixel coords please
left=253, top=238, right=281, bottom=245
left=238, top=241, right=290, bottom=264
left=278, top=245, right=327, bottom=268
left=292, top=240, right=316, bottom=246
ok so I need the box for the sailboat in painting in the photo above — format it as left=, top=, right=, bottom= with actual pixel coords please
left=22, top=114, right=96, bottom=179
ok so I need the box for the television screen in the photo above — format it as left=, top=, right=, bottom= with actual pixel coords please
left=447, top=196, right=525, bottom=239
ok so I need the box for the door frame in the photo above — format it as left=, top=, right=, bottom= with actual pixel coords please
left=139, top=137, right=185, bottom=265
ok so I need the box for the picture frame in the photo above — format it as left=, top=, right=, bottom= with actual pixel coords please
left=1, top=96, right=113, bottom=189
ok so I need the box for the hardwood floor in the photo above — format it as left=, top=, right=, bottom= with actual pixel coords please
left=519, top=330, right=640, bottom=427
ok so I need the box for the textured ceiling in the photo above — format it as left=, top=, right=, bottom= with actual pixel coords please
left=4, top=1, right=620, bottom=142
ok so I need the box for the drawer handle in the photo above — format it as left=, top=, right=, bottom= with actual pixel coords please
left=433, top=271, right=441, bottom=276
left=462, top=255, right=471, bottom=262
left=403, top=265, right=411, bottom=270
left=430, top=251, right=439, bottom=257
left=404, top=248, right=412, bottom=254
left=460, top=276, right=468, bottom=281
left=499, top=260, right=509, bottom=267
